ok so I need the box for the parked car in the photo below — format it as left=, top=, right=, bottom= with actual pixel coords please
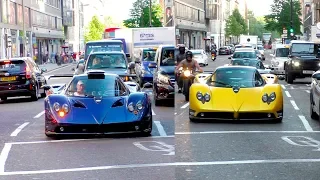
left=189, top=49, right=208, bottom=66
left=218, top=46, right=231, bottom=55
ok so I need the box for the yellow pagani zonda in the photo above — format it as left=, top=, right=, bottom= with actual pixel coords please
left=189, top=66, right=283, bottom=122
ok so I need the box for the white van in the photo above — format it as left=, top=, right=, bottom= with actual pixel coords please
left=270, top=44, right=290, bottom=75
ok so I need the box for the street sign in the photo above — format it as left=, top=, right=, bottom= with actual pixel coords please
left=283, top=29, right=288, bottom=34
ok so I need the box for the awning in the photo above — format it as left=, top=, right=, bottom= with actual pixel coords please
left=34, top=32, right=64, bottom=39
left=176, top=24, right=207, bottom=32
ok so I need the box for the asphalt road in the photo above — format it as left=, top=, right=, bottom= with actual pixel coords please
left=175, top=51, right=320, bottom=180
left=0, top=64, right=174, bottom=179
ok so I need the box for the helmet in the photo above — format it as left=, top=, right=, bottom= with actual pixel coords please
left=186, top=51, right=193, bottom=62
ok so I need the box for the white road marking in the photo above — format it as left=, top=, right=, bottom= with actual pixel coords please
left=181, top=102, right=189, bottom=109
left=281, top=85, right=286, bottom=89
left=10, top=122, right=30, bottom=137
left=305, top=90, right=310, bottom=93
left=154, top=121, right=167, bottom=137
left=284, top=91, right=291, bottom=97
left=43, top=64, right=73, bottom=75
left=152, top=109, right=156, bottom=115
left=174, top=112, right=177, bottom=115
left=0, top=143, right=12, bottom=173
left=290, top=100, right=299, bottom=110
left=290, top=86, right=294, bottom=89
left=298, top=115, right=313, bottom=132
left=2, top=159, right=320, bottom=175
left=282, top=136, right=320, bottom=150
left=34, top=111, right=45, bottom=118
left=175, top=131, right=320, bottom=135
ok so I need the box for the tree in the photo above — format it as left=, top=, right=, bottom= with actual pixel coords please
left=84, top=15, right=104, bottom=43
left=264, top=0, right=302, bottom=36
left=123, top=0, right=163, bottom=28
left=225, top=9, right=246, bottom=38
left=247, top=11, right=266, bottom=38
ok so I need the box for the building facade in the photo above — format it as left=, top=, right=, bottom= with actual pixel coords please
left=170, top=0, right=207, bottom=49
left=302, top=0, right=320, bottom=42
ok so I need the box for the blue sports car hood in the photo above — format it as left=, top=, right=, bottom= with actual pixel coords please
left=142, top=61, right=154, bottom=74
left=67, top=97, right=131, bottom=124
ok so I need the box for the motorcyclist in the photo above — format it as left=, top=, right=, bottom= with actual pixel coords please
left=175, top=51, right=203, bottom=93
left=175, top=45, right=186, bottom=93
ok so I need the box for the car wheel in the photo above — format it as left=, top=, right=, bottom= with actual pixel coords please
left=40, top=81, right=47, bottom=98
left=286, top=72, right=294, bottom=84
left=310, top=94, right=319, bottom=119
left=154, top=93, right=161, bottom=106
left=31, top=84, right=39, bottom=101
left=140, top=119, right=152, bottom=137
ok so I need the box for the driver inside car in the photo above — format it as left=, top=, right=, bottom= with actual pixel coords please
left=74, top=80, right=85, bottom=96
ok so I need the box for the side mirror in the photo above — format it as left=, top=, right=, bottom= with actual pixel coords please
left=228, top=57, right=231, bottom=59
left=41, top=68, right=47, bottom=73
left=148, top=62, right=157, bottom=68
left=126, top=53, right=130, bottom=58
left=41, top=85, right=51, bottom=91
left=71, top=67, right=75, bottom=71
left=78, top=64, right=85, bottom=70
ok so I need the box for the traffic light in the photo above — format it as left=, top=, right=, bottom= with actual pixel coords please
left=289, top=28, right=293, bottom=33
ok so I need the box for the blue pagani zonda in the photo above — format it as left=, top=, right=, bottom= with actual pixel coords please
left=43, top=71, right=152, bottom=138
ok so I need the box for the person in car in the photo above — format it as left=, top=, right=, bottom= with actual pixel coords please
left=74, top=80, right=85, bottom=96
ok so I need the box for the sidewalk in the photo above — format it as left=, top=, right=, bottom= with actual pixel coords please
left=38, top=63, right=71, bottom=72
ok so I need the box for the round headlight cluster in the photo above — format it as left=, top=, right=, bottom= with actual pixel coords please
left=262, top=92, right=276, bottom=104
left=62, top=104, right=69, bottom=113
left=128, top=102, right=134, bottom=112
left=196, top=91, right=210, bottom=103
left=127, top=101, right=144, bottom=112
left=293, top=61, right=300, bottom=66
left=53, top=102, right=60, bottom=112
left=136, top=101, right=143, bottom=110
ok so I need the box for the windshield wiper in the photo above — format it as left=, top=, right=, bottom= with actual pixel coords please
left=210, top=81, right=232, bottom=87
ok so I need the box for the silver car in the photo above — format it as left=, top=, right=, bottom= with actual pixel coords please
left=190, top=49, right=208, bottom=66
left=270, top=45, right=290, bottom=75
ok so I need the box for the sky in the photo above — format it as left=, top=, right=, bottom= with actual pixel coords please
left=246, top=0, right=273, bottom=17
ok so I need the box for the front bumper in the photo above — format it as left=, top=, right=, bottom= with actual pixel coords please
left=189, top=109, right=283, bottom=121
left=45, top=116, right=152, bottom=135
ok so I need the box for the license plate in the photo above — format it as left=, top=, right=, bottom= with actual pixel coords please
left=303, top=70, right=315, bottom=74
left=0, top=76, right=16, bottom=81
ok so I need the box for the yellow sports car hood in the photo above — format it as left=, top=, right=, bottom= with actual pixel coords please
left=190, top=84, right=283, bottom=112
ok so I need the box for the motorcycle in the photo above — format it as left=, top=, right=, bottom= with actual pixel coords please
left=181, top=68, right=196, bottom=101
left=211, top=50, right=217, bottom=61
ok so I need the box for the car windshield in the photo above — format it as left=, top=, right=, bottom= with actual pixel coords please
left=0, top=60, right=26, bottom=72
left=291, top=43, right=314, bottom=54
left=142, top=49, right=156, bottom=61
left=160, top=48, right=176, bottom=66
left=86, top=53, right=127, bottom=69
left=276, top=48, right=289, bottom=57
left=231, top=59, right=264, bottom=69
left=66, top=75, right=126, bottom=97
left=232, top=52, right=256, bottom=58
left=207, top=68, right=265, bottom=88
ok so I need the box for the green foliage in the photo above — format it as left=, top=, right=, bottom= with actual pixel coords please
left=264, top=0, right=302, bottom=36
left=84, top=15, right=104, bottom=43
left=225, top=9, right=247, bottom=37
left=123, top=0, right=163, bottom=28
left=247, top=11, right=266, bottom=39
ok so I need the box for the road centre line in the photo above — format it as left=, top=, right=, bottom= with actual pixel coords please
left=305, top=90, right=310, bottom=93
left=10, top=122, right=30, bottom=137
left=34, top=111, right=45, bottom=118
left=154, top=121, right=167, bottom=137
left=290, top=100, right=299, bottom=110
left=298, top=115, right=313, bottom=131
left=281, top=85, right=286, bottom=89
left=181, top=102, right=189, bottom=109
left=285, top=91, right=291, bottom=97
left=175, top=131, right=320, bottom=135
left=2, top=159, right=320, bottom=175
left=0, top=144, right=11, bottom=173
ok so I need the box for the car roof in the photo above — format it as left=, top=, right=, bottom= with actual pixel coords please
left=86, top=39, right=122, bottom=43
left=234, top=48, right=255, bottom=52
left=74, top=70, right=121, bottom=78
left=89, top=51, right=125, bottom=55
left=216, top=66, right=257, bottom=71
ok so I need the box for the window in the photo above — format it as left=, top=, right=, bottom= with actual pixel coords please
left=8, top=1, right=16, bottom=24
left=2, top=0, right=8, bottom=23
left=17, top=4, right=23, bottom=26
left=24, top=7, right=30, bottom=27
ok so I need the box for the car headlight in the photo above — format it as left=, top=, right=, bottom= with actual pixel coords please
left=136, top=101, right=143, bottom=110
left=293, top=61, right=300, bottom=66
left=196, top=92, right=202, bottom=100
left=62, top=104, right=69, bottom=113
left=318, top=63, right=320, bottom=66
left=269, top=92, right=276, bottom=101
left=53, top=102, right=60, bottom=112
left=196, top=92, right=210, bottom=103
left=184, top=70, right=191, bottom=77
left=204, top=93, right=210, bottom=101
left=262, top=93, right=268, bottom=102
left=128, top=102, right=134, bottom=112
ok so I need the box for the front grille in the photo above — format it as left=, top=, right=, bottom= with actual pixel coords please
left=301, top=60, right=320, bottom=70
left=197, top=112, right=234, bottom=119
left=238, top=113, right=275, bottom=119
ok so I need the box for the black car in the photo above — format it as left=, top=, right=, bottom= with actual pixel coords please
left=0, top=57, right=48, bottom=101
left=284, top=41, right=320, bottom=84
left=218, top=46, right=231, bottom=55
left=152, top=45, right=175, bottom=106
